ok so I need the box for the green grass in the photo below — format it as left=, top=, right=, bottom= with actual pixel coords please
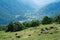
left=0, top=23, right=60, bottom=40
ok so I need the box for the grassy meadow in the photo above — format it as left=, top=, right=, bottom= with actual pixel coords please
left=0, top=23, right=60, bottom=40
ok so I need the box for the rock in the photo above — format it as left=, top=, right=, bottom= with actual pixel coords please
left=54, top=27, right=58, bottom=30
left=12, top=39, right=14, bottom=40
left=16, top=35, right=20, bottom=38
left=41, top=31, right=43, bottom=34
left=50, top=27, right=54, bottom=29
left=41, top=28, right=45, bottom=31
left=28, top=34, right=31, bottom=36
left=15, top=33, right=18, bottom=35
left=45, top=27, right=50, bottom=30
left=50, top=33, right=53, bottom=34
left=38, top=34, right=41, bottom=36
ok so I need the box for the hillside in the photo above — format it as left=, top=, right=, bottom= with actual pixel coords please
left=0, top=23, right=60, bottom=40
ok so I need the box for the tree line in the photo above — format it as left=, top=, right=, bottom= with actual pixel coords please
left=0, top=14, right=60, bottom=32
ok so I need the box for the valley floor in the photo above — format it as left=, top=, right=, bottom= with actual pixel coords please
left=0, top=23, right=60, bottom=40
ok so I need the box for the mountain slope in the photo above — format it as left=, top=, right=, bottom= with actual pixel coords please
left=37, top=1, right=60, bottom=19
left=0, top=0, right=32, bottom=24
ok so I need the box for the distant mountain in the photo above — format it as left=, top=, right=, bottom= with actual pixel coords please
left=37, top=1, right=60, bottom=19
left=0, top=0, right=60, bottom=25
left=0, top=0, right=31, bottom=24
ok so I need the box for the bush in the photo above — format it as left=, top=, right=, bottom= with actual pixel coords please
left=6, top=22, right=25, bottom=32
left=23, top=20, right=40, bottom=28
left=6, top=20, right=40, bottom=32
left=30, top=20, right=40, bottom=27
left=6, top=22, right=15, bottom=32
left=0, top=25, right=6, bottom=31
left=54, top=14, right=60, bottom=24
left=42, top=16, right=52, bottom=24
left=23, top=22, right=31, bottom=28
left=14, top=22, right=25, bottom=31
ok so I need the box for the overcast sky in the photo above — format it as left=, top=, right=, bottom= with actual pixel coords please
left=17, top=0, right=60, bottom=9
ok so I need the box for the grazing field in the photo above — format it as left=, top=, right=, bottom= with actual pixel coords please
left=0, top=23, right=60, bottom=40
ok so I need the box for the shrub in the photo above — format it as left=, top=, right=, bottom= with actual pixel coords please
left=6, top=22, right=15, bottom=32
left=6, top=22, right=25, bottom=32
left=30, top=20, right=40, bottom=27
left=54, top=14, right=60, bottom=24
left=14, top=22, right=25, bottom=31
left=42, top=16, right=52, bottom=24
left=0, top=25, right=6, bottom=31
left=23, top=20, right=40, bottom=28
left=23, top=22, right=31, bottom=28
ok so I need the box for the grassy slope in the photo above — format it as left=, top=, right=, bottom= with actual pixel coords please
left=0, top=23, right=60, bottom=40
